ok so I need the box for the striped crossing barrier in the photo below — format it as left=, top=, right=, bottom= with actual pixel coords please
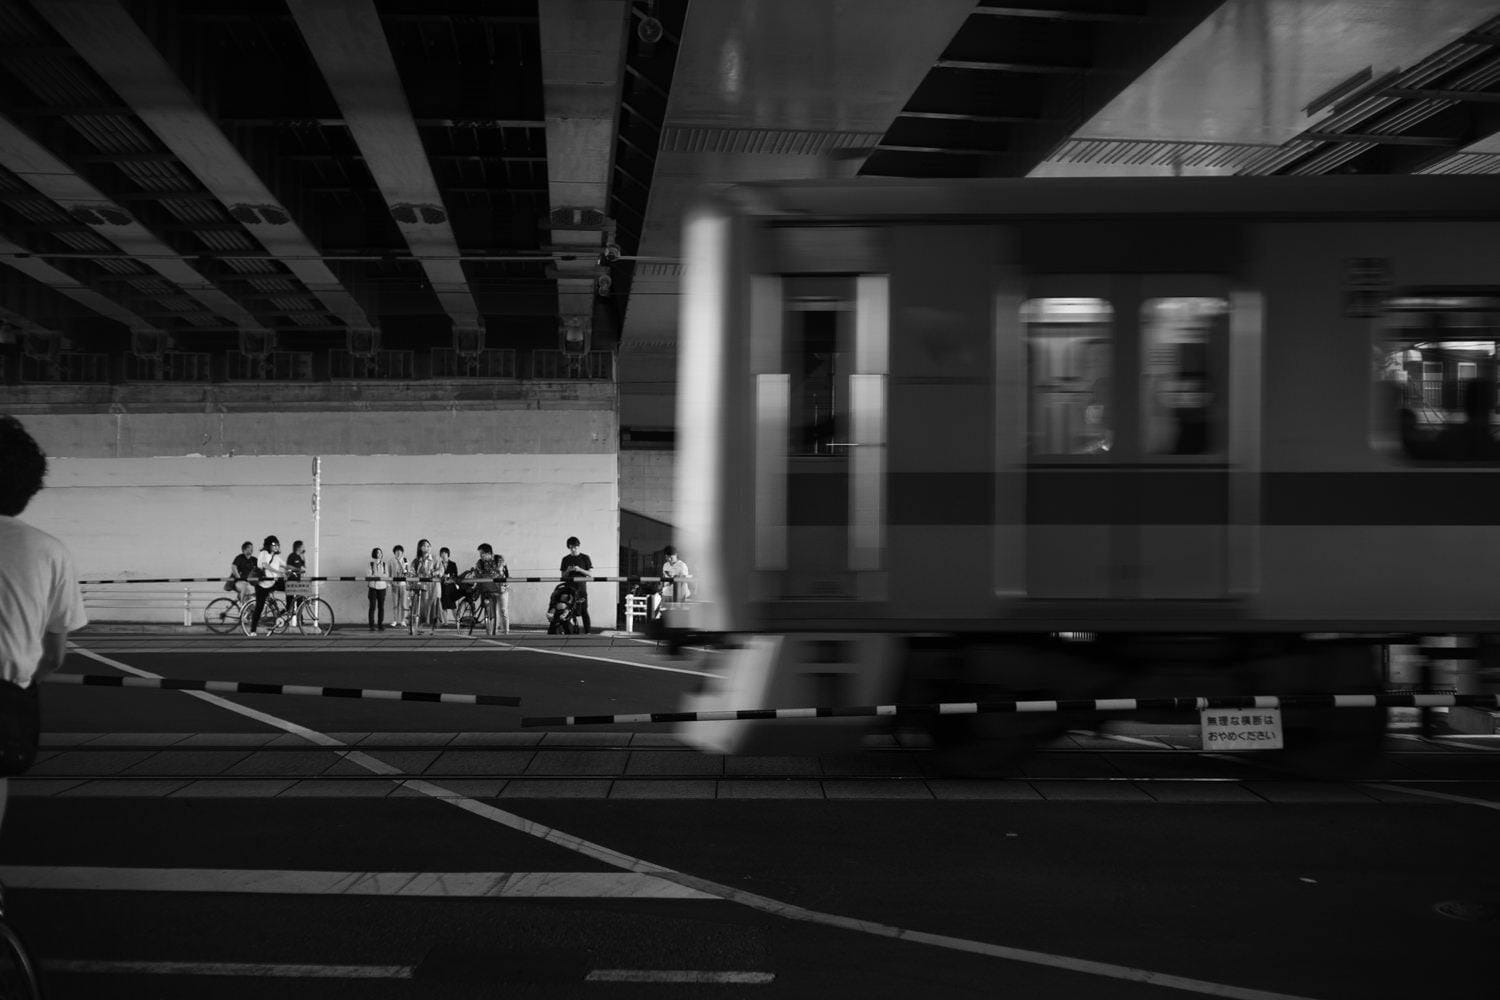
left=78, top=575, right=683, bottom=585
left=521, top=692, right=1500, bottom=728
left=43, top=673, right=521, bottom=707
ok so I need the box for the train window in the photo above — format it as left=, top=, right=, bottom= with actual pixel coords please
left=1140, top=297, right=1229, bottom=456
left=1375, top=293, right=1500, bottom=462
left=784, top=279, right=854, bottom=456
left=1023, top=297, right=1113, bottom=457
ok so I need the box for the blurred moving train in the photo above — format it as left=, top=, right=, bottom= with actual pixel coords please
left=666, top=175, right=1500, bottom=771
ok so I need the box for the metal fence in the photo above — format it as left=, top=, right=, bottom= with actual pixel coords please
left=329, top=349, right=416, bottom=380
left=123, top=352, right=215, bottom=382
left=531, top=350, right=613, bottom=380
left=226, top=351, right=316, bottom=381
left=19, top=352, right=111, bottom=383
left=430, top=347, right=518, bottom=378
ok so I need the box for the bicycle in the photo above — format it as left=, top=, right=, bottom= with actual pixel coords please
left=0, top=888, right=44, bottom=999
left=406, top=578, right=439, bottom=636
left=203, top=591, right=248, bottom=633
left=239, top=593, right=336, bottom=637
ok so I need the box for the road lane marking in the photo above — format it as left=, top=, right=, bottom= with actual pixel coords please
left=72, top=646, right=1320, bottom=1000
left=0, top=866, right=715, bottom=899
left=1362, top=783, right=1500, bottom=811
left=586, top=970, right=774, bottom=983
left=475, top=637, right=720, bottom=678
left=45, top=960, right=412, bottom=979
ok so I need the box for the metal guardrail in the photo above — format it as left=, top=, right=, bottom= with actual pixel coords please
left=531, top=350, right=613, bottom=380
left=430, top=348, right=517, bottom=378
left=225, top=351, right=315, bottom=381
left=20, top=352, right=110, bottom=383
left=123, top=352, right=215, bottom=382
left=330, top=349, right=416, bottom=380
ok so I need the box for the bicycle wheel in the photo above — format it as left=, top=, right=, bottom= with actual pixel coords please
left=455, top=597, right=479, bottom=630
left=239, top=596, right=281, bottom=636
left=297, top=597, right=335, bottom=637
left=0, top=919, right=44, bottom=1000
left=203, top=597, right=240, bottom=634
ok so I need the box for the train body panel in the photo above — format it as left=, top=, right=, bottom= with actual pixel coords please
left=670, top=176, right=1500, bottom=757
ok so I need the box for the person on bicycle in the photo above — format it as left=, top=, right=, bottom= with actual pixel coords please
left=249, top=536, right=285, bottom=637
left=228, top=541, right=256, bottom=601
left=473, top=544, right=503, bottom=636
left=0, top=416, right=87, bottom=831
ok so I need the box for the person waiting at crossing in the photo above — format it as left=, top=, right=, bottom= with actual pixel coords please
left=561, top=536, right=594, bottom=634
left=249, top=536, right=285, bottom=637
left=472, top=544, right=505, bottom=636
left=0, top=416, right=87, bottom=834
left=285, top=539, right=306, bottom=612
left=367, top=547, right=390, bottom=631
left=652, top=544, right=692, bottom=620
left=410, top=538, right=441, bottom=634
left=388, top=544, right=410, bottom=628
left=438, top=547, right=460, bottom=625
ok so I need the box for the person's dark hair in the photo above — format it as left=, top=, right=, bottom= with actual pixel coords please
left=566, top=536, right=580, bottom=548
left=0, top=416, right=47, bottom=517
left=478, top=543, right=493, bottom=556
left=370, top=547, right=382, bottom=560
left=663, top=544, right=677, bottom=557
left=439, top=547, right=450, bottom=557
left=392, top=544, right=404, bottom=554
left=262, top=535, right=279, bottom=550
left=292, top=540, right=304, bottom=551
left=242, top=541, right=254, bottom=552
left=417, top=538, right=430, bottom=553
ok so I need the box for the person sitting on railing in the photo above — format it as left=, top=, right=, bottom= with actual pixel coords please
left=651, top=545, right=692, bottom=620
left=227, top=541, right=256, bottom=601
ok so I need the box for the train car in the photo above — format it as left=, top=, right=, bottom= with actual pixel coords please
left=667, top=175, right=1500, bottom=769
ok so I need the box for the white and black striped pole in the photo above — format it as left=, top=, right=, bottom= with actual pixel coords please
left=521, top=692, right=1500, bottom=728
left=44, top=673, right=521, bottom=708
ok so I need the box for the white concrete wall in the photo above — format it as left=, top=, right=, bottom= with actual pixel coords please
left=16, top=401, right=619, bottom=629
left=618, top=449, right=675, bottom=524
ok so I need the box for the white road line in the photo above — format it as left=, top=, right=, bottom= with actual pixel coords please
left=0, top=866, right=715, bottom=899
left=475, top=637, right=720, bottom=678
left=44, top=960, right=411, bottom=979
left=586, top=970, right=774, bottom=983
left=73, top=646, right=1319, bottom=1000
left=1362, top=783, right=1500, bottom=811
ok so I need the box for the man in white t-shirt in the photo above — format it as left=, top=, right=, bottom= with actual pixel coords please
left=0, top=416, right=87, bottom=830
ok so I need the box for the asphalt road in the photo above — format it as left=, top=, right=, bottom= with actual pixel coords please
left=0, top=636, right=1492, bottom=999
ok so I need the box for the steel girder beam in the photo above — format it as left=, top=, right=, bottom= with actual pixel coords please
left=539, top=0, right=630, bottom=330
left=33, top=0, right=376, bottom=336
left=0, top=114, right=270, bottom=334
left=0, top=234, right=157, bottom=332
left=286, top=0, right=482, bottom=340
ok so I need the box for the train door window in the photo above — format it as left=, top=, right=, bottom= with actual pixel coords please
left=1375, top=292, right=1500, bottom=462
left=1140, top=297, right=1229, bottom=456
left=1022, top=298, right=1113, bottom=457
left=784, top=279, right=854, bottom=456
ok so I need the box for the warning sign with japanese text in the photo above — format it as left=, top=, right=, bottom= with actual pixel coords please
left=1199, top=708, right=1284, bottom=749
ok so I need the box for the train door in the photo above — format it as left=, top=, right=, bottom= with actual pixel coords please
left=1022, top=276, right=1260, bottom=600
left=749, top=272, right=889, bottom=605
